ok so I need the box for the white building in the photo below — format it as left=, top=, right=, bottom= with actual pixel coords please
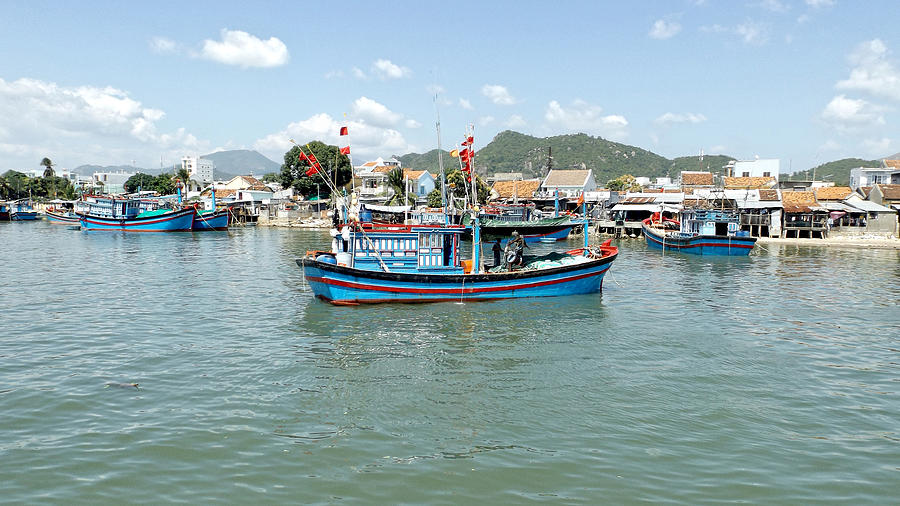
left=182, top=155, right=215, bottom=183
left=849, top=160, right=900, bottom=190
left=92, top=170, right=135, bottom=194
left=726, top=158, right=780, bottom=181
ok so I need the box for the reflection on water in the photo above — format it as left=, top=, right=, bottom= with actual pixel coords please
left=1, top=224, right=898, bottom=503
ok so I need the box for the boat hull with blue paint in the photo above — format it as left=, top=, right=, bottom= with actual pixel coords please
left=192, top=209, right=229, bottom=231
left=299, top=246, right=617, bottom=305
left=642, top=219, right=756, bottom=256
left=45, top=210, right=80, bottom=225
left=10, top=202, right=39, bottom=221
left=79, top=207, right=195, bottom=232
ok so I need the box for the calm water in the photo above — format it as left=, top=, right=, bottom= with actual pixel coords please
left=2, top=221, right=898, bottom=503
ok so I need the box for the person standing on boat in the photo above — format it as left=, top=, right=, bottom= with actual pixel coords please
left=492, top=239, right=502, bottom=267
left=506, top=231, right=527, bottom=268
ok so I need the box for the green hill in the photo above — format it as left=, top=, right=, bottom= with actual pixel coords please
left=398, top=131, right=734, bottom=186
left=784, top=158, right=878, bottom=186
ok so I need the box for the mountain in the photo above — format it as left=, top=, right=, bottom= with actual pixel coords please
left=785, top=158, right=878, bottom=186
left=398, top=131, right=735, bottom=185
left=202, top=149, right=280, bottom=180
left=72, top=164, right=155, bottom=175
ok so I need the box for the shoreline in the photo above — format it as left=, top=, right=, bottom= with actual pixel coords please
left=755, top=236, right=900, bottom=249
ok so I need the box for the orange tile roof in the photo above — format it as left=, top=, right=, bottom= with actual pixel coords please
left=782, top=191, right=819, bottom=213
left=491, top=179, right=542, bottom=199
left=877, top=184, right=900, bottom=200
left=200, top=188, right=237, bottom=198
left=681, top=171, right=714, bottom=186
left=883, top=159, right=900, bottom=169
left=859, top=186, right=872, bottom=197
left=724, top=176, right=776, bottom=189
left=814, top=186, right=853, bottom=201
left=543, top=170, right=591, bottom=187
left=758, top=189, right=779, bottom=201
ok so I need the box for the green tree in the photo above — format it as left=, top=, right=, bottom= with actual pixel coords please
left=261, top=172, right=279, bottom=183
left=40, top=157, right=54, bottom=178
left=607, top=174, right=641, bottom=192
left=279, top=141, right=352, bottom=198
left=426, top=188, right=443, bottom=208
left=153, top=173, right=176, bottom=195
left=3, top=170, right=28, bottom=199
left=446, top=169, right=490, bottom=205
left=385, top=167, right=416, bottom=205
left=124, top=173, right=155, bottom=193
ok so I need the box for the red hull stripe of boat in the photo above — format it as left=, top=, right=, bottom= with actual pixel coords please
left=307, top=266, right=608, bottom=295
left=645, top=234, right=754, bottom=249
left=81, top=214, right=189, bottom=227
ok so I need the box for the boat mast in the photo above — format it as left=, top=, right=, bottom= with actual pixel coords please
left=434, top=93, right=448, bottom=225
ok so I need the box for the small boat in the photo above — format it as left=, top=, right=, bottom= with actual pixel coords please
left=642, top=210, right=756, bottom=256
left=0, top=202, right=10, bottom=221
left=192, top=208, right=229, bottom=231
left=10, top=201, right=39, bottom=221
left=298, top=222, right=618, bottom=305
left=45, top=209, right=80, bottom=225
left=78, top=196, right=195, bottom=232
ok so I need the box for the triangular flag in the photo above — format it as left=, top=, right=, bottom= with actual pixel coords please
left=340, top=126, right=348, bottom=136
left=340, top=146, right=350, bottom=155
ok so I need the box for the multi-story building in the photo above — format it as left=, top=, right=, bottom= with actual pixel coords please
left=181, top=155, right=215, bottom=184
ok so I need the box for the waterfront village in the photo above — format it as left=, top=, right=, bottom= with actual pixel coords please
left=3, top=154, right=900, bottom=246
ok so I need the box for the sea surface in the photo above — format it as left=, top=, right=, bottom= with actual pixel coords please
left=2, top=221, right=898, bottom=504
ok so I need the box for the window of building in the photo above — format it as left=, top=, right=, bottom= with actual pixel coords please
left=742, top=172, right=750, bottom=177
left=763, top=172, right=771, bottom=177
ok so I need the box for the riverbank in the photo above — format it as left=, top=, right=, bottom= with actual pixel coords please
left=756, top=236, right=900, bottom=249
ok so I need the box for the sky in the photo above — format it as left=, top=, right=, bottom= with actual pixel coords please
left=1, top=0, right=899, bottom=175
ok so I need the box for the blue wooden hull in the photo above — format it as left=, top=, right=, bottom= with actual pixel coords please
left=298, top=249, right=617, bottom=305
left=192, top=209, right=229, bottom=231
left=643, top=222, right=756, bottom=256
left=79, top=208, right=195, bottom=232
left=11, top=211, right=39, bottom=221
left=45, top=211, right=80, bottom=224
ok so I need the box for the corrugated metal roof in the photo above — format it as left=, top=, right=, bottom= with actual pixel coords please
left=846, top=200, right=895, bottom=212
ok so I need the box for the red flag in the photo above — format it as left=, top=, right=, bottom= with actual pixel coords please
left=305, top=165, right=319, bottom=177
left=467, top=136, right=473, bottom=145
left=340, top=126, right=348, bottom=136
left=459, top=148, right=470, bottom=162
left=577, top=192, right=585, bottom=206
left=298, top=151, right=308, bottom=162
left=463, top=161, right=471, bottom=172
left=307, top=152, right=319, bottom=165
left=340, top=146, right=350, bottom=155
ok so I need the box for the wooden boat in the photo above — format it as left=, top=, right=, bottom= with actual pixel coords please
left=298, top=222, right=618, bottom=305
left=9, top=201, right=39, bottom=221
left=642, top=210, right=756, bottom=256
left=45, top=209, right=80, bottom=225
left=192, top=208, right=229, bottom=231
left=77, top=196, right=195, bottom=232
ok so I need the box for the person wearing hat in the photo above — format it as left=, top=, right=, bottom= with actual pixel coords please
left=505, top=230, right=527, bottom=268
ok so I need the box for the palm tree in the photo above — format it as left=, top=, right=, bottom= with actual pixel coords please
left=41, top=157, right=55, bottom=178
left=385, top=167, right=415, bottom=206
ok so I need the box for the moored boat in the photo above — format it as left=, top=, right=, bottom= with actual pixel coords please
left=10, top=201, right=39, bottom=221
left=0, top=202, right=10, bottom=221
left=45, top=209, right=81, bottom=225
left=642, top=210, right=756, bottom=256
left=77, top=196, right=195, bottom=232
left=298, top=222, right=618, bottom=305
left=192, top=208, right=229, bottom=231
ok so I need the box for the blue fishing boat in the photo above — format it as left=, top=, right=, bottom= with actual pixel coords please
left=10, top=201, right=39, bottom=221
left=192, top=208, right=229, bottom=231
left=298, top=221, right=618, bottom=305
left=77, top=197, right=195, bottom=232
left=45, top=209, right=80, bottom=225
left=464, top=204, right=577, bottom=244
left=642, top=210, right=756, bottom=256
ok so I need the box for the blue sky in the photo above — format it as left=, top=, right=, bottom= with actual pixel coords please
left=1, top=0, right=898, bottom=175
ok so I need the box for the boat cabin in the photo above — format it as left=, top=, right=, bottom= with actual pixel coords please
left=333, top=225, right=465, bottom=274
left=680, top=209, right=743, bottom=237
left=80, top=197, right=144, bottom=218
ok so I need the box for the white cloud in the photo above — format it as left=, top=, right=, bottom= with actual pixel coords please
left=0, top=77, right=204, bottom=169
left=649, top=20, right=681, bottom=40
left=150, top=36, right=177, bottom=54
left=404, top=119, right=421, bottom=128
left=351, top=96, right=404, bottom=128
left=505, top=115, right=527, bottom=128
left=836, top=39, right=900, bottom=102
left=199, top=29, right=289, bottom=68
left=820, top=94, right=884, bottom=128
left=352, top=67, right=366, bottom=79
left=459, top=98, right=473, bottom=110
left=481, top=84, right=517, bottom=105
left=654, top=112, right=707, bottom=125
left=736, top=20, right=769, bottom=45
left=371, top=59, right=412, bottom=80
left=478, top=116, right=495, bottom=126
left=324, top=70, right=344, bottom=79
left=253, top=113, right=408, bottom=162
left=805, top=0, right=834, bottom=7
left=544, top=100, right=628, bottom=140
left=758, top=0, right=789, bottom=13
left=862, top=137, right=892, bottom=155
